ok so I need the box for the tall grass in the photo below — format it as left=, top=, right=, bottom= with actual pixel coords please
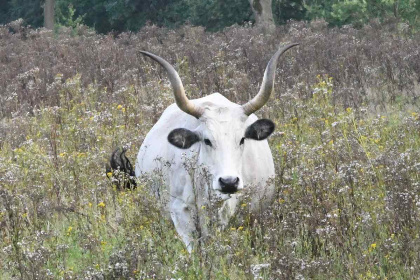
left=0, top=20, right=419, bottom=279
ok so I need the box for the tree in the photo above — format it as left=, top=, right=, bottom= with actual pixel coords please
left=248, top=0, right=275, bottom=31
left=44, top=0, right=55, bottom=29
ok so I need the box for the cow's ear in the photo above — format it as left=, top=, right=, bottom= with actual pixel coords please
left=168, top=128, right=200, bottom=149
left=245, top=119, right=275, bottom=141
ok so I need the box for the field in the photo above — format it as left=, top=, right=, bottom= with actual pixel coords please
left=1, top=20, right=420, bottom=279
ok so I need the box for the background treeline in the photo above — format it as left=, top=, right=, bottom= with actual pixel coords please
left=1, top=0, right=419, bottom=33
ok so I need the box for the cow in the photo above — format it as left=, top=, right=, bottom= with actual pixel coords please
left=109, top=43, right=298, bottom=252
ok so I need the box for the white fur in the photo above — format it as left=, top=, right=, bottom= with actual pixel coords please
left=135, top=93, right=275, bottom=251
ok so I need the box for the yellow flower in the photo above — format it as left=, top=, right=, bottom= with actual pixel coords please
left=346, top=107, right=352, bottom=113
left=230, top=227, right=236, bottom=231
left=67, top=226, right=73, bottom=235
left=117, top=104, right=123, bottom=110
left=106, top=172, right=113, bottom=177
left=122, top=107, right=126, bottom=113
left=201, top=205, right=206, bottom=210
left=97, top=202, right=106, bottom=208
left=371, top=243, right=376, bottom=249
left=238, top=226, right=244, bottom=231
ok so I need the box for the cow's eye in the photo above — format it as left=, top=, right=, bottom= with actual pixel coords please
left=204, top=139, right=212, bottom=147
left=239, top=137, right=245, bottom=145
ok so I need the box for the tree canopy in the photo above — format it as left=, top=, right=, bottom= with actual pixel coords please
left=0, top=0, right=418, bottom=33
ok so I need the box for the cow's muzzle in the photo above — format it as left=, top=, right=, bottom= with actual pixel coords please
left=219, top=176, right=239, bottom=194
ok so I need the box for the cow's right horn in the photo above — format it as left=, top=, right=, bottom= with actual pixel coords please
left=140, top=51, right=204, bottom=119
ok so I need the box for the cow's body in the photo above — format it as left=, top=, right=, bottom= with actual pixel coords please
left=108, top=44, right=298, bottom=252
left=135, top=93, right=275, bottom=250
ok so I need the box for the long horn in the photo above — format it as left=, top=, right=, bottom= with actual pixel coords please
left=140, top=51, right=204, bottom=119
left=242, top=43, right=299, bottom=116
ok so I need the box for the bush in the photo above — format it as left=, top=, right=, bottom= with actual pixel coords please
left=0, top=23, right=419, bottom=278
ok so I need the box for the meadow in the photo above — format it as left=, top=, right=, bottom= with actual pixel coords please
left=0, top=19, right=419, bottom=279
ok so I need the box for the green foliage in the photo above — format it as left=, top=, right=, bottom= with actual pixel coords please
left=1, top=0, right=419, bottom=33
left=273, top=0, right=306, bottom=24
left=184, top=0, right=253, bottom=31
left=55, top=2, right=85, bottom=30
left=305, top=0, right=420, bottom=29
left=1, top=0, right=43, bottom=27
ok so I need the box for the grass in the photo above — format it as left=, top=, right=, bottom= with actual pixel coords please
left=0, top=23, right=419, bottom=279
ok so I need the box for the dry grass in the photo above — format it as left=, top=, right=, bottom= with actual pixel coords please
left=0, top=20, right=419, bottom=279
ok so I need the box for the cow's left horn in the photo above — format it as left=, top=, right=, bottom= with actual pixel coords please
left=242, top=43, right=299, bottom=116
left=140, top=51, right=204, bottom=119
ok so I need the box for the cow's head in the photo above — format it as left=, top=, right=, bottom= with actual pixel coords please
left=141, top=44, right=298, bottom=194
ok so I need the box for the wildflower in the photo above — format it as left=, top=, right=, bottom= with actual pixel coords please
left=67, top=226, right=73, bottom=235
left=106, top=172, right=113, bottom=177
left=230, top=227, right=236, bottom=231
left=238, top=226, right=244, bottom=231
left=201, top=205, right=206, bottom=210
left=97, top=202, right=105, bottom=208
left=370, top=243, right=376, bottom=249
left=346, top=107, right=352, bottom=113
left=117, top=104, right=123, bottom=110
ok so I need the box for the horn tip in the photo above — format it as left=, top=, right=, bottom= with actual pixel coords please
left=281, top=43, right=300, bottom=51
left=139, top=50, right=153, bottom=57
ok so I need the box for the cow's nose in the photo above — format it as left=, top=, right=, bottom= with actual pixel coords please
left=219, top=176, right=239, bottom=194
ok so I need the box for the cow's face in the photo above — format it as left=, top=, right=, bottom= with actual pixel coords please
left=167, top=105, right=274, bottom=194
left=142, top=44, right=297, bottom=194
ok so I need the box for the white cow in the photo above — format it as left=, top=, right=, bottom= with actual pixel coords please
left=121, top=44, right=297, bottom=251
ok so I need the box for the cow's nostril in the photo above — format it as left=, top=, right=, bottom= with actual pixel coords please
left=219, top=176, right=239, bottom=194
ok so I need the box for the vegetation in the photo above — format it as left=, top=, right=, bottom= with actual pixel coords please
left=0, top=20, right=419, bottom=278
left=1, top=0, right=419, bottom=33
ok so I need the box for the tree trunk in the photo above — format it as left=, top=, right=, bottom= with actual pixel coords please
left=44, top=0, right=55, bottom=29
left=248, top=0, right=275, bottom=32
